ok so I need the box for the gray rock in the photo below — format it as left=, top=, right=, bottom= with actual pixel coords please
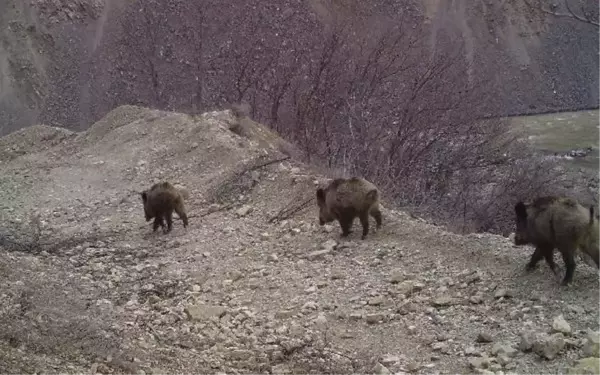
left=583, top=330, right=600, bottom=357
left=271, top=364, right=292, bottom=374
left=476, top=332, right=494, bottom=343
left=396, top=280, right=419, bottom=296
left=464, top=346, right=480, bottom=356
left=229, top=349, right=253, bottom=360
left=184, top=304, right=227, bottom=321
left=236, top=205, right=253, bottom=217
left=519, top=331, right=536, bottom=352
left=432, top=342, right=449, bottom=354
left=366, top=313, right=386, bottom=324
left=321, top=239, right=338, bottom=251
left=494, top=289, right=513, bottom=299
left=491, top=342, right=518, bottom=358
left=567, top=304, right=585, bottom=314
left=432, top=296, right=454, bottom=307
left=314, top=313, right=328, bottom=328
left=468, top=357, right=490, bottom=369
left=381, top=355, right=400, bottom=366
left=389, top=269, right=404, bottom=284
left=306, top=249, right=331, bottom=260
left=552, top=314, right=571, bottom=335
left=533, top=332, right=565, bottom=360
left=374, top=362, right=391, bottom=374
left=470, top=295, right=483, bottom=304
left=368, top=296, right=384, bottom=306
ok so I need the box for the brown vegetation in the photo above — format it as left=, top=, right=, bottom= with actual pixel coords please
left=2, top=0, right=596, bottom=237
left=81, top=0, right=597, bottom=235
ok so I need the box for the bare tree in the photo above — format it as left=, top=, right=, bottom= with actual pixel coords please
left=523, top=0, right=599, bottom=26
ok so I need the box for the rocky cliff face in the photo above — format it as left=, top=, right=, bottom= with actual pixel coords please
left=424, top=0, right=599, bottom=116
left=0, top=0, right=597, bottom=135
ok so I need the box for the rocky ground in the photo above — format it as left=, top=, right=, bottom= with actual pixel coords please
left=0, top=106, right=598, bottom=374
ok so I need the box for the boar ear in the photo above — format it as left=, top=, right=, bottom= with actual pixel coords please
left=316, top=188, right=325, bottom=203
left=141, top=191, right=148, bottom=202
left=515, top=201, right=527, bottom=219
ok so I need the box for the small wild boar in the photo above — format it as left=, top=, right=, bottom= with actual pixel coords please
left=514, top=196, right=599, bottom=285
left=316, top=177, right=382, bottom=240
left=141, top=181, right=189, bottom=233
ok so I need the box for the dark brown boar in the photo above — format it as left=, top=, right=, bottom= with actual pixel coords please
left=141, top=181, right=189, bottom=233
left=514, top=196, right=599, bottom=285
left=316, top=177, right=382, bottom=240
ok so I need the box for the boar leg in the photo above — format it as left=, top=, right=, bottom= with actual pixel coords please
left=526, top=246, right=546, bottom=271
left=175, top=207, right=189, bottom=228
left=153, top=217, right=164, bottom=232
left=542, top=248, right=558, bottom=275
left=371, top=208, right=382, bottom=230
left=165, top=210, right=174, bottom=233
left=559, top=248, right=576, bottom=286
left=339, top=217, right=354, bottom=237
left=359, top=212, right=370, bottom=240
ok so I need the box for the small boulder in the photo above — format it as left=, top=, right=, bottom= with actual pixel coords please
left=583, top=330, right=600, bottom=357
left=552, top=314, right=571, bottom=335
left=533, top=332, right=565, bottom=360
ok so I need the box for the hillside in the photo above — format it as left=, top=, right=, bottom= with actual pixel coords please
left=0, top=106, right=598, bottom=374
left=0, top=0, right=598, bottom=135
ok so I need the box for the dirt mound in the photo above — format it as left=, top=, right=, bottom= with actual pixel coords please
left=0, top=106, right=597, bottom=374
left=0, top=124, right=75, bottom=163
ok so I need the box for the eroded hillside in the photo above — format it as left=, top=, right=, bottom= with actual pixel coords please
left=0, top=106, right=598, bottom=374
left=0, top=0, right=598, bottom=135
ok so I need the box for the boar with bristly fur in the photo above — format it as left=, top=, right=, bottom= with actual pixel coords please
left=316, top=177, right=382, bottom=240
left=141, top=181, right=189, bottom=233
left=514, top=196, right=599, bottom=285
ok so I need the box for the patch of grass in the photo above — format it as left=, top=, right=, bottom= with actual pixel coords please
left=510, top=109, right=599, bottom=172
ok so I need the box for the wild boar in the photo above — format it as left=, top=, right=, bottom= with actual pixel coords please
left=514, top=196, right=599, bottom=285
left=316, top=177, right=382, bottom=240
left=141, top=181, right=189, bottom=233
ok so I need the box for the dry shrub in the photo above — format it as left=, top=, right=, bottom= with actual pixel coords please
left=77, top=0, right=592, bottom=235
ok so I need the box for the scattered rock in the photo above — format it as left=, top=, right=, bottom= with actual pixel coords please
left=184, top=304, right=227, bottom=321
left=306, top=249, right=331, bottom=261
left=271, top=364, right=292, bottom=374
left=432, top=296, right=454, bottom=307
left=365, top=313, right=386, bottom=324
left=432, top=342, right=449, bottom=354
left=368, top=296, right=384, bottom=306
left=381, top=355, right=400, bottom=366
left=533, top=333, right=565, bottom=360
left=583, top=330, right=600, bottom=357
left=321, top=239, right=338, bottom=251
left=374, top=362, right=391, bottom=374
left=389, top=269, right=404, bottom=284
left=519, top=331, right=536, bottom=352
left=476, top=332, right=494, bottom=343
left=468, top=357, right=489, bottom=369
left=491, top=342, right=518, bottom=358
left=552, top=314, right=571, bottom=335
left=236, top=205, right=253, bottom=217
left=494, top=289, right=512, bottom=299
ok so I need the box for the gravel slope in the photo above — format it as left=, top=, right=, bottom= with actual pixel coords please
left=0, top=106, right=598, bottom=374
